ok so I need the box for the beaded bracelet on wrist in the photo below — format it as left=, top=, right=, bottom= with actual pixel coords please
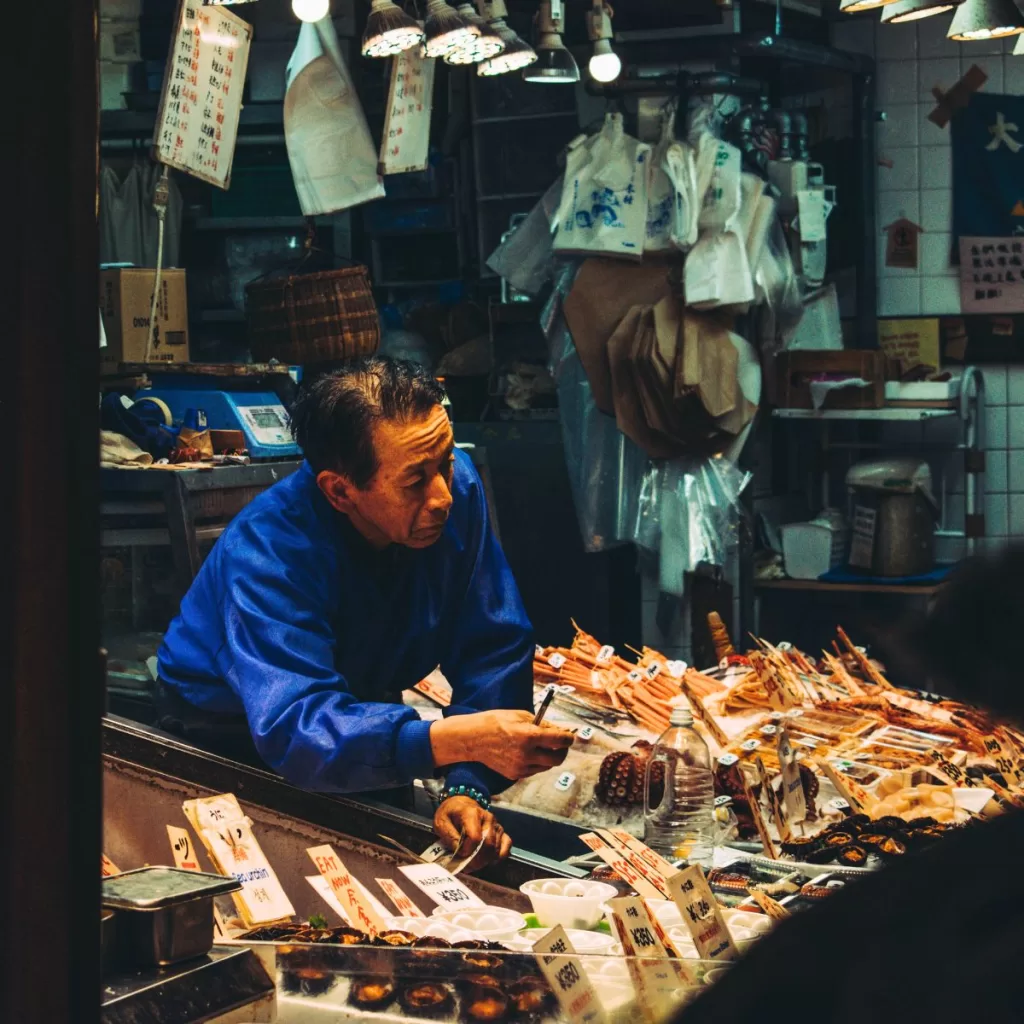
left=441, top=784, right=491, bottom=810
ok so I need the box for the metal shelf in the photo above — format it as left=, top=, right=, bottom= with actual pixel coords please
left=189, top=216, right=326, bottom=231
left=753, top=578, right=944, bottom=597
left=772, top=407, right=958, bottom=421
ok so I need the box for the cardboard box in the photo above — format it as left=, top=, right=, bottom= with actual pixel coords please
left=100, top=269, right=190, bottom=368
left=776, top=350, right=887, bottom=410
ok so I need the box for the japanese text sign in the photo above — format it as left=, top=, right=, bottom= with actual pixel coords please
left=667, top=866, right=738, bottom=962
left=533, top=925, right=607, bottom=1024
left=959, top=236, right=1024, bottom=313
left=398, top=862, right=485, bottom=908
left=378, top=48, right=434, bottom=175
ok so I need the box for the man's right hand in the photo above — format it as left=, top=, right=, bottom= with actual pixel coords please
left=430, top=710, right=575, bottom=780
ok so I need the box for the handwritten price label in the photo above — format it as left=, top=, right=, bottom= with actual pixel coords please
left=398, top=862, right=485, bottom=908
left=101, top=854, right=121, bottom=877
left=579, top=837, right=663, bottom=901
left=376, top=877, right=425, bottom=918
left=307, top=845, right=386, bottom=937
left=776, top=728, right=808, bottom=824
left=667, top=866, right=738, bottom=963
left=533, top=926, right=607, bottom=1024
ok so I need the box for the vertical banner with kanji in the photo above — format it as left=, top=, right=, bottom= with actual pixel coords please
left=154, top=0, right=252, bottom=189
left=378, top=49, right=435, bottom=176
left=952, top=93, right=1024, bottom=243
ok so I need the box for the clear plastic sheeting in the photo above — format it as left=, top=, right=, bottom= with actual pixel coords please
left=545, top=262, right=750, bottom=589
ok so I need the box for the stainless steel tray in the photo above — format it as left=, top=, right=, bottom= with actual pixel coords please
left=102, top=866, right=241, bottom=909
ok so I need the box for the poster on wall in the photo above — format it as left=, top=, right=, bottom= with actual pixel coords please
left=958, top=236, right=1024, bottom=314
left=952, top=93, right=1024, bottom=242
left=153, top=0, right=252, bottom=189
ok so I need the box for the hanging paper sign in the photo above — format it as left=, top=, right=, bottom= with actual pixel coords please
left=379, top=48, right=435, bottom=176
left=958, top=236, right=1024, bottom=313
left=153, top=0, right=251, bottom=189
left=883, top=218, right=923, bottom=269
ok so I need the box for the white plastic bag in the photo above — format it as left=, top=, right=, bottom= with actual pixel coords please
left=644, top=110, right=677, bottom=253
left=684, top=231, right=754, bottom=310
left=554, top=113, right=650, bottom=261
left=663, top=141, right=699, bottom=251
left=695, top=133, right=742, bottom=235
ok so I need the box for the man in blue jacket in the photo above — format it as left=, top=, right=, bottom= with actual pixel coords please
left=157, top=357, right=573, bottom=867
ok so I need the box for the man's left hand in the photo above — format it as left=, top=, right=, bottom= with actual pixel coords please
left=433, top=796, right=512, bottom=874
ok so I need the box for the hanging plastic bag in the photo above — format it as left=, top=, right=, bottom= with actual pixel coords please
left=644, top=108, right=678, bottom=253
left=554, top=113, right=651, bottom=261
left=694, top=132, right=742, bottom=235
left=683, top=231, right=754, bottom=309
left=663, top=141, right=699, bottom=251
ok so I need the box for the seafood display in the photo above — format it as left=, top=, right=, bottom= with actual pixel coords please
left=505, top=617, right=1024, bottom=856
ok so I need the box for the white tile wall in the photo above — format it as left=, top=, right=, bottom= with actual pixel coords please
left=865, top=16, right=1024, bottom=316
left=982, top=365, right=1024, bottom=542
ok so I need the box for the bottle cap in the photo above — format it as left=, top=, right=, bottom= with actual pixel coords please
left=669, top=704, right=693, bottom=727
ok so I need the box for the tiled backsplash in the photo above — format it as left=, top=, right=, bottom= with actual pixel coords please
left=831, top=12, right=1023, bottom=317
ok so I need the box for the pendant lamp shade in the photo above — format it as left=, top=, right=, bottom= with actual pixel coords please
left=880, top=0, right=961, bottom=21
left=947, top=0, right=1024, bottom=38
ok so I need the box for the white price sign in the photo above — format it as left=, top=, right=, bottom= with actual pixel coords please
left=533, top=926, right=607, bottom=1024
left=398, top=863, right=485, bottom=908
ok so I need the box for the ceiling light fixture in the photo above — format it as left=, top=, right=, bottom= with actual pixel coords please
left=947, top=0, right=1024, bottom=38
left=523, top=0, right=579, bottom=83
left=880, top=0, right=960, bottom=20
left=423, top=0, right=478, bottom=57
left=839, top=0, right=899, bottom=12
left=477, top=0, right=537, bottom=75
left=362, top=0, right=425, bottom=56
left=445, top=3, right=505, bottom=63
left=586, top=1, right=620, bottom=83
left=292, top=0, right=330, bottom=21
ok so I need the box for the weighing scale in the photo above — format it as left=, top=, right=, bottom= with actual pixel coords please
left=133, top=378, right=301, bottom=460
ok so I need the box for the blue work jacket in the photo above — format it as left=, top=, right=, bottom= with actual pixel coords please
left=157, top=449, right=533, bottom=799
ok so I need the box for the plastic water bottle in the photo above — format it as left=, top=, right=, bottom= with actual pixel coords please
left=643, top=705, right=715, bottom=867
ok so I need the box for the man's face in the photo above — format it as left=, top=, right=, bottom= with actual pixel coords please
left=318, top=404, right=456, bottom=549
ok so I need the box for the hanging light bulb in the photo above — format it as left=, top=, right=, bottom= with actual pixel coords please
left=880, top=0, right=960, bottom=21
left=292, top=0, right=329, bottom=21
left=947, top=0, right=1024, bottom=38
left=523, top=0, right=579, bottom=83
left=362, top=0, right=424, bottom=56
left=586, top=1, right=620, bottom=83
left=445, top=3, right=505, bottom=63
left=423, top=0, right=478, bottom=57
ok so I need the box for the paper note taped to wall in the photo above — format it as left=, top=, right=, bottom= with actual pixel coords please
left=878, top=318, right=940, bottom=373
left=959, top=236, right=1024, bottom=314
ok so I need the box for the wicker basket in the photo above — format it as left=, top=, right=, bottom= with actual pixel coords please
left=245, top=265, right=380, bottom=366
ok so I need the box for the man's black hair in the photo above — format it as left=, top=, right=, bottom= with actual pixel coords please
left=289, top=356, right=446, bottom=487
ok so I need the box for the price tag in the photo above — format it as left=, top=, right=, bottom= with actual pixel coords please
left=684, top=691, right=729, bottom=747
left=719, top=753, right=740, bottom=766
left=306, top=875, right=391, bottom=925
left=928, top=750, right=975, bottom=788
left=167, top=825, right=201, bottom=871
left=420, top=842, right=448, bottom=863
left=184, top=793, right=295, bottom=928
left=759, top=724, right=778, bottom=737
left=626, top=670, right=642, bottom=683
left=607, top=897, right=692, bottom=1015
left=548, top=653, right=567, bottom=670
left=666, top=866, right=738, bottom=962
left=414, top=676, right=452, bottom=707
left=578, top=836, right=663, bottom=901
left=376, top=878, right=426, bottom=918
left=740, top=774, right=779, bottom=859
left=398, top=862, right=485, bottom=908
left=983, top=733, right=1024, bottom=792
left=578, top=726, right=595, bottom=742
left=666, top=660, right=687, bottom=679
left=812, top=759, right=876, bottom=815
left=600, top=829, right=677, bottom=889
left=748, top=888, right=791, bottom=922
left=827, top=797, right=850, bottom=813
left=596, top=645, right=615, bottom=664
left=536, top=645, right=545, bottom=658
left=554, top=771, right=577, bottom=792
left=776, top=728, right=808, bottom=825
left=101, top=854, right=121, bottom=877
left=740, top=740, right=760, bottom=753
left=308, top=845, right=387, bottom=936
left=645, top=662, right=663, bottom=680
left=533, top=925, right=607, bottom=1024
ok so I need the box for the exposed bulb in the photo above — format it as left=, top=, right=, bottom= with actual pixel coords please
left=293, top=0, right=330, bottom=22
left=588, top=46, right=620, bottom=83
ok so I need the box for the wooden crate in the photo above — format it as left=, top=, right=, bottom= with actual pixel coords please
left=776, top=351, right=887, bottom=410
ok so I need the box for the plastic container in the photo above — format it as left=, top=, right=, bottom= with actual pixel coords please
left=429, top=906, right=526, bottom=940
left=644, top=705, right=716, bottom=867
left=781, top=511, right=846, bottom=580
left=513, top=928, right=618, bottom=955
left=519, top=878, right=619, bottom=930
